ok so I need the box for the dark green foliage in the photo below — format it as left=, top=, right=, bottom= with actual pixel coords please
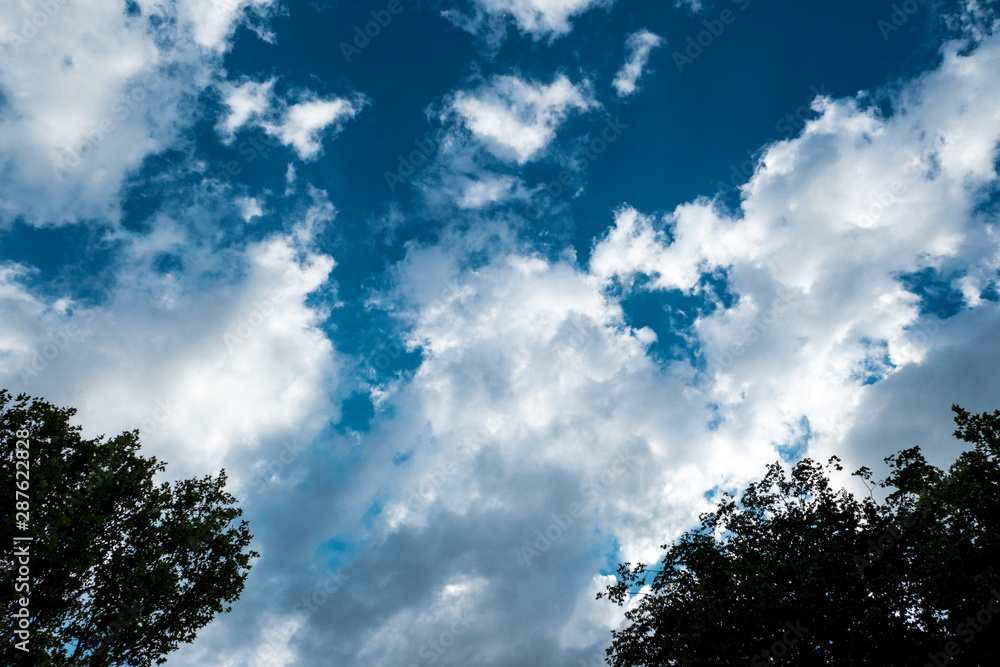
left=600, top=405, right=1000, bottom=666
left=1, top=390, right=259, bottom=666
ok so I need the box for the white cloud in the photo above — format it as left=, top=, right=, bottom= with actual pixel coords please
left=613, top=30, right=664, bottom=97
left=211, top=221, right=741, bottom=666
left=447, top=73, right=597, bottom=164
left=7, top=4, right=999, bottom=667
left=173, top=0, right=280, bottom=51
left=0, top=0, right=279, bottom=226
left=455, top=174, right=519, bottom=208
left=444, top=0, right=611, bottom=41
left=591, top=32, right=1000, bottom=482
left=236, top=195, right=266, bottom=222
left=166, top=28, right=1000, bottom=667
left=266, top=96, right=365, bottom=161
left=0, top=187, right=341, bottom=479
left=218, top=79, right=367, bottom=161
left=219, top=78, right=276, bottom=142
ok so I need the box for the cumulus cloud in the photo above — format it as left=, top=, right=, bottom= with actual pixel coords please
left=446, top=73, right=597, bottom=164
left=163, top=219, right=740, bottom=667
left=5, top=3, right=999, bottom=667
left=163, top=27, right=1000, bottom=667
left=0, top=0, right=280, bottom=226
left=219, top=78, right=367, bottom=161
left=591, top=32, right=1000, bottom=482
left=0, top=185, right=342, bottom=479
left=613, top=29, right=664, bottom=97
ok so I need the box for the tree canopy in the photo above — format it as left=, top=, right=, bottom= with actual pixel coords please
left=600, top=405, right=1000, bottom=666
left=1, top=389, right=259, bottom=666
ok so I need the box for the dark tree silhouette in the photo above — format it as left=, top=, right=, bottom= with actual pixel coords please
left=600, top=405, right=1000, bottom=666
left=1, top=390, right=259, bottom=666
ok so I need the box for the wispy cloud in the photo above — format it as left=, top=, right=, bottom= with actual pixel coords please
left=613, top=30, right=665, bottom=96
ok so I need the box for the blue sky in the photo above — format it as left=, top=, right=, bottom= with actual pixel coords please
left=2, top=0, right=1000, bottom=664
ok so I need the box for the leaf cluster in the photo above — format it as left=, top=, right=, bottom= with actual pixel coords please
left=600, top=406, right=1000, bottom=666
left=1, top=390, right=260, bottom=666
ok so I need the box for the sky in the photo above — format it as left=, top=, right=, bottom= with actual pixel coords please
left=1, top=0, right=1000, bottom=664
